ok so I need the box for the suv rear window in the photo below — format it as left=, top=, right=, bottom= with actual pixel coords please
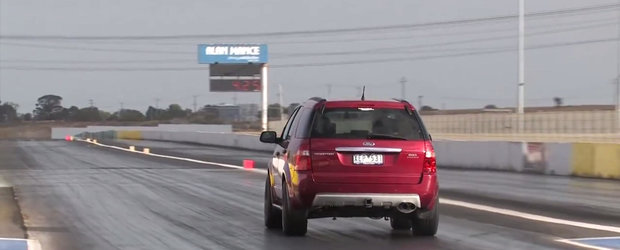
left=311, top=107, right=427, bottom=140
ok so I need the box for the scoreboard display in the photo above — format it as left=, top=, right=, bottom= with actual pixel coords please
left=209, top=64, right=262, bottom=92
left=210, top=79, right=261, bottom=92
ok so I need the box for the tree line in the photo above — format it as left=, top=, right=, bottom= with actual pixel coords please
left=0, top=94, right=288, bottom=124
left=0, top=94, right=193, bottom=123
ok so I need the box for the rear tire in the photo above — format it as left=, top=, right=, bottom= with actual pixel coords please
left=412, top=202, right=439, bottom=236
left=390, top=216, right=412, bottom=230
left=264, top=176, right=282, bottom=229
left=281, top=182, right=308, bottom=236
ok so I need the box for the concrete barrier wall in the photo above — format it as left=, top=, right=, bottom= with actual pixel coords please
left=572, top=143, right=620, bottom=179
left=51, top=124, right=232, bottom=139
left=157, top=124, right=232, bottom=133
left=63, top=126, right=619, bottom=180
left=434, top=141, right=524, bottom=171
left=545, top=143, right=573, bottom=176
left=117, top=131, right=143, bottom=140
left=139, top=130, right=274, bottom=151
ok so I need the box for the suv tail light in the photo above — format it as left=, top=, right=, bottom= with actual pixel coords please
left=423, top=141, right=436, bottom=174
left=294, top=140, right=312, bottom=171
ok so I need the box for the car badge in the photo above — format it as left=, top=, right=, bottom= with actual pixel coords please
left=362, top=141, right=375, bottom=147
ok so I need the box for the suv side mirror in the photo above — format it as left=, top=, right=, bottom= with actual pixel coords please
left=428, top=134, right=433, bottom=141
left=260, top=131, right=279, bottom=144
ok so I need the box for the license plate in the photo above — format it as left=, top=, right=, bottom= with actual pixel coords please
left=353, top=154, right=384, bottom=165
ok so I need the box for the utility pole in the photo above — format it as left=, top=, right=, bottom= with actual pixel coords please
left=89, top=99, right=94, bottom=108
left=517, top=0, right=526, bottom=133
left=616, top=0, right=620, bottom=133
left=326, top=84, right=332, bottom=99
left=192, top=95, right=198, bottom=112
left=418, top=95, right=424, bottom=109
left=120, top=102, right=124, bottom=111
left=155, top=98, right=160, bottom=108
left=400, top=77, right=407, bottom=100
left=278, top=84, right=284, bottom=111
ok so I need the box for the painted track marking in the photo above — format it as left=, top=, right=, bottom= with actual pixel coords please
left=78, top=139, right=620, bottom=234
left=0, top=238, right=41, bottom=250
left=78, top=139, right=267, bottom=174
left=556, top=237, right=620, bottom=250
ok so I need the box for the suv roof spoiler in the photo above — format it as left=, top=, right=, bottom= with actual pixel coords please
left=391, top=98, right=413, bottom=106
left=309, top=97, right=327, bottom=102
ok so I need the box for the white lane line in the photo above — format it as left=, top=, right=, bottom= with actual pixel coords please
left=78, top=139, right=620, bottom=234
left=555, top=239, right=613, bottom=250
left=562, top=236, right=620, bottom=241
left=27, top=239, right=42, bottom=250
left=0, top=175, right=10, bottom=187
left=440, top=198, right=620, bottom=234
left=77, top=139, right=267, bottom=174
left=0, top=238, right=41, bottom=250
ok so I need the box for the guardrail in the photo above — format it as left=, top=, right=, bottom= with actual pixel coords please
left=266, top=111, right=619, bottom=143
left=421, top=110, right=619, bottom=143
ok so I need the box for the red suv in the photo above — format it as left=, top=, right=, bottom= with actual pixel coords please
left=260, top=98, right=438, bottom=236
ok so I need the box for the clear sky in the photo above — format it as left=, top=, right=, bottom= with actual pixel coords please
left=1, top=0, right=618, bottom=113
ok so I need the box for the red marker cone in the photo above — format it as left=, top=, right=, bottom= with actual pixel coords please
left=243, top=159, right=255, bottom=169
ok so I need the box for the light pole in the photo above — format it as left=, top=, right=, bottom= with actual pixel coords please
left=326, top=84, right=332, bottom=99
left=418, top=95, right=424, bottom=109
left=517, top=0, right=525, bottom=133
left=616, top=0, right=620, bottom=133
left=400, top=77, right=407, bottom=100
left=278, top=84, right=284, bottom=114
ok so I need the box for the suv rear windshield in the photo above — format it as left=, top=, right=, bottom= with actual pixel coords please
left=311, top=107, right=427, bottom=140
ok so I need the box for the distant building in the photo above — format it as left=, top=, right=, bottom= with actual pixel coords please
left=211, top=104, right=240, bottom=123
left=239, top=104, right=259, bottom=122
left=202, top=103, right=260, bottom=123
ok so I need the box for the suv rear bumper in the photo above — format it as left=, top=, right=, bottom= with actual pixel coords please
left=312, top=193, right=421, bottom=208
left=288, top=171, right=438, bottom=212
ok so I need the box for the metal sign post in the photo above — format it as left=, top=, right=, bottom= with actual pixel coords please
left=261, top=64, right=269, bottom=131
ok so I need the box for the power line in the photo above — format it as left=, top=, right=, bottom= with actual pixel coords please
left=0, top=41, right=193, bottom=55
left=274, top=21, right=617, bottom=58
left=266, top=17, right=618, bottom=46
left=271, top=37, right=620, bottom=68
left=1, top=37, right=617, bottom=71
left=1, top=20, right=614, bottom=62
left=3, top=16, right=610, bottom=48
left=0, top=58, right=192, bottom=64
left=1, top=3, right=617, bottom=41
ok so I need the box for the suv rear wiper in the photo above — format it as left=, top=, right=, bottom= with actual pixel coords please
left=367, top=133, right=408, bottom=140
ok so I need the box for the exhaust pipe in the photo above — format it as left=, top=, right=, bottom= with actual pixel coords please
left=396, top=202, right=417, bottom=214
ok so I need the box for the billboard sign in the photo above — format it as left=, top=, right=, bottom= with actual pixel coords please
left=209, top=64, right=262, bottom=76
left=198, top=44, right=268, bottom=64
